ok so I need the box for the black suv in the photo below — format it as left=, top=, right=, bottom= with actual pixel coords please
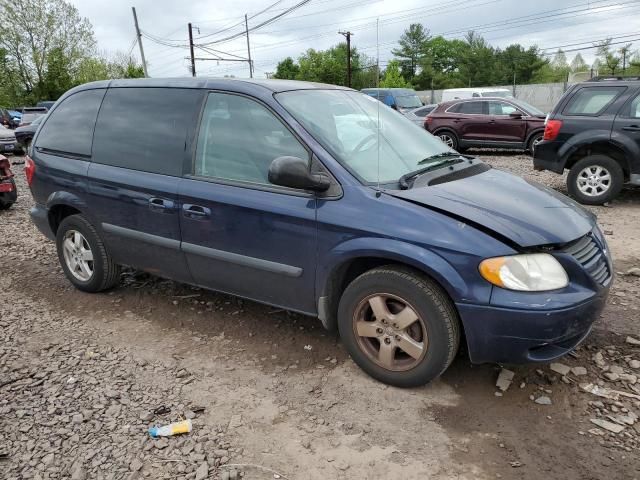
left=534, top=77, right=640, bottom=204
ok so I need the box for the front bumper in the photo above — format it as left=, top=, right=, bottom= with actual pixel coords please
left=458, top=290, right=607, bottom=364
left=0, top=139, right=18, bottom=154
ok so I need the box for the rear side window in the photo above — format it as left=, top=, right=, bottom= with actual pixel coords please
left=626, top=94, right=640, bottom=118
left=488, top=102, right=520, bottom=116
left=36, top=89, right=105, bottom=156
left=92, top=88, right=202, bottom=176
left=452, top=101, right=484, bottom=114
left=564, top=87, right=626, bottom=116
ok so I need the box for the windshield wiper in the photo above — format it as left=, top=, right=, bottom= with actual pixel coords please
left=416, top=152, right=464, bottom=165
left=398, top=156, right=464, bottom=190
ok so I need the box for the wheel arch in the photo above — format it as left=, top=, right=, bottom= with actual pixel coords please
left=316, top=239, right=469, bottom=332
left=46, top=191, right=93, bottom=235
left=565, top=142, right=630, bottom=179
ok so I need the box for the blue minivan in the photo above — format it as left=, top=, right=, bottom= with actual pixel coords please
left=26, top=78, right=612, bottom=387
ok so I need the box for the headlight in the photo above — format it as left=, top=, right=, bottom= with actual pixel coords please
left=479, top=254, right=568, bottom=292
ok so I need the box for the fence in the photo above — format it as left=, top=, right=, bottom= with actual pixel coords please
left=417, top=81, right=570, bottom=112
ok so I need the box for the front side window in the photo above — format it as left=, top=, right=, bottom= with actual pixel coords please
left=35, top=89, right=105, bottom=156
left=92, top=88, right=202, bottom=176
left=564, top=87, right=626, bottom=116
left=277, top=89, right=452, bottom=184
left=194, top=93, right=308, bottom=185
left=488, top=102, right=520, bottom=116
left=628, top=94, right=640, bottom=118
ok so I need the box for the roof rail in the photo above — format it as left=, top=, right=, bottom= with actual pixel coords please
left=586, top=75, right=640, bottom=82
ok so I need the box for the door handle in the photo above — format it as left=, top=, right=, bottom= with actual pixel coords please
left=149, top=197, right=175, bottom=213
left=488, top=120, right=496, bottom=124
left=183, top=204, right=211, bottom=219
left=622, top=125, right=640, bottom=131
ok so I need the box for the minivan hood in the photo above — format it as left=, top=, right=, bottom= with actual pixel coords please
left=388, top=168, right=594, bottom=248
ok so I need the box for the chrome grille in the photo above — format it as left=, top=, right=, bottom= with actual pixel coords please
left=563, top=234, right=611, bottom=285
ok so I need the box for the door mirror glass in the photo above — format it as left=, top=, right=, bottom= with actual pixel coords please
left=268, top=156, right=330, bottom=192
left=509, top=111, right=523, bottom=119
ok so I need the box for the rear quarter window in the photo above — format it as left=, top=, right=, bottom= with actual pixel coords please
left=35, top=89, right=106, bottom=156
left=563, top=86, right=626, bottom=116
left=92, top=88, right=202, bottom=176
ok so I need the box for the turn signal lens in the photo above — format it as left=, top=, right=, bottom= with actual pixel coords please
left=479, top=254, right=568, bottom=292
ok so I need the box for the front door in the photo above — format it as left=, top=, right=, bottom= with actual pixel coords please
left=179, top=92, right=318, bottom=314
left=485, top=101, right=526, bottom=143
left=612, top=92, right=640, bottom=178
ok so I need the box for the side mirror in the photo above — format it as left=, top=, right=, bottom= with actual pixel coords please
left=390, top=104, right=398, bottom=110
left=509, top=112, right=523, bottom=119
left=268, top=156, right=331, bottom=192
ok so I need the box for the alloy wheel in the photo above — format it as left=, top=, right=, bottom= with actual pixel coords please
left=438, top=134, right=455, bottom=148
left=352, top=293, right=428, bottom=372
left=62, top=230, right=94, bottom=282
left=576, top=165, right=612, bottom=197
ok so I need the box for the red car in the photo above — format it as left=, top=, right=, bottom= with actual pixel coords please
left=0, top=154, right=17, bottom=209
left=425, top=97, right=547, bottom=154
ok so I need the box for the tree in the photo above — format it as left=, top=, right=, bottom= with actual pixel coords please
left=595, top=39, right=621, bottom=75
left=379, top=61, right=408, bottom=88
left=391, top=23, right=430, bottom=80
left=0, top=0, right=96, bottom=99
left=274, top=57, right=300, bottom=80
left=570, top=53, right=588, bottom=72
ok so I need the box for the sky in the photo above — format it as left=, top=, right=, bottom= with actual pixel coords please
left=68, top=0, right=640, bottom=79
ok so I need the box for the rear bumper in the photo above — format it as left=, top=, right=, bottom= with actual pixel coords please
left=458, top=291, right=607, bottom=364
left=533, top=140, right=565, bottom=174
left=29, top=203, right=55, bottom=241
left=0, top=179, right=17, bottom=205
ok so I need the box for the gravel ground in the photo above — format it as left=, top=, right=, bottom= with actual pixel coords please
left=1, top=152, right=640, bottom=480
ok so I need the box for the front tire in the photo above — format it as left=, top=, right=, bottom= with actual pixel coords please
left=527, top=133, right=543, bottom=156
left=56, top=214, right=121, bottom=292
left=567, top=155, right=623, bottom=205
left=338, top=266, right=460, bottom=387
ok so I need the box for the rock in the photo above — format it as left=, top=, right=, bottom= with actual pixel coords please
left=619, top=374, right=637, bottom=384
left=534, top=396, right=552, bottom=405
left=550, top=363, right=571, bottom=376
left=627, top=336, right=640, bottom=346
left=626, top=267, right=640, bottom=277
left=213, top=449, right=228, bottom=458
left=609, top=365, right=624, bottom=374
left=71, top=464, right=86, bottom=480
left=590, top=418, right=625, bottom=433
left=228, top=414, right=242, bottom=429
left=176, top=369, right=189, bottom=378
left=629, top=360, right=640, bottom=369
left=604, top=372, right=619, bottom=382
left=221, top=472, right=230, bottom=480
left=593, top=352, right=607, bottom=367
left=229, top=469, right=238, bottom=480
left=104, top=389, right=120, bottom=399
left=571, top=366, right=587, bottom=376
left=72, top=413, right=84, bottom=425
left=495, top=392, right=503, bottom=397
left=42, top=453, right=54, bottom=466
left=496, top=368, right=515, bottom=392
left=130, top=458, right=143, bottom=472
left=184, top=410, right=196, bottom=420
left=140, top=411, right=153, bottom=422
left=195, top=462, right=209, bottom=480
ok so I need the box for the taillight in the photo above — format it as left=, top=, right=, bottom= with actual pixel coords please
left=25, top=156, right=35, bottom=186
left=424, top=116, right=433, bottom=129
left=543, top=119, right=563, bottom=141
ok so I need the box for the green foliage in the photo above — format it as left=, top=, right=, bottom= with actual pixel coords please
left=271, top=43, right=376, bottom=90
left=380, top=61, right=408, bottom=88
left=391, top=23, right=430, bottom=79
left=274, top=57, right=300, bottom=80
left=0, top=0, right=145, bottom=106
left=570, top=53, right=588, bottom=72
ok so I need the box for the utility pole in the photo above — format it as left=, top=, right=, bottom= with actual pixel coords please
left=188, top=23, right=196, bottom=77
left=131, top=7, right=148, bottom=78
left=339, top=31, right=352, bottom=88
left=245, top=14, right=253, bottom=78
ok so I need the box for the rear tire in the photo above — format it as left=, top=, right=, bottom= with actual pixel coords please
left=337, top=266, right=460, bottom=387
left=567, top=155, right=624, bottom=205
left=436, top=130, right=459, bottom=151
left=527, top=133, right=543, bottom=156
left=56, top=214, right=121, bottom=292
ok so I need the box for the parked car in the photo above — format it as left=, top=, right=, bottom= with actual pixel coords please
left=361, top=88, right=424, bottom=113
left=425, top=97, right=546, bottom=153
left=441, top=88, right=512, bottom=102
left=15, top=114, right=44, bottom=153
left=8, top=110, right=22, bottom=125
left=26, top=79, right=611, bottom=387
left=0, top=108, right=17, bottom=128
left=0, top=154, right=17, bottom=209
left=534, top=77, right=640, bottom=205
left=0, top=124, right=18, bottom=154
left=405, top=104, right=438, bottom=127
left=19, top=108, right=47, bottom=127
left=37, top=100, right=56, bottom=110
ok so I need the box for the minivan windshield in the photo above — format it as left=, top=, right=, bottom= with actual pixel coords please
left=277, top=90, right=454, bottom=184
left=395, top=95, right=423, bottom=109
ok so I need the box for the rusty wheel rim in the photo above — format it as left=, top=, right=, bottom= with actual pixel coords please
left=352, top=293, right=428, bottom=372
